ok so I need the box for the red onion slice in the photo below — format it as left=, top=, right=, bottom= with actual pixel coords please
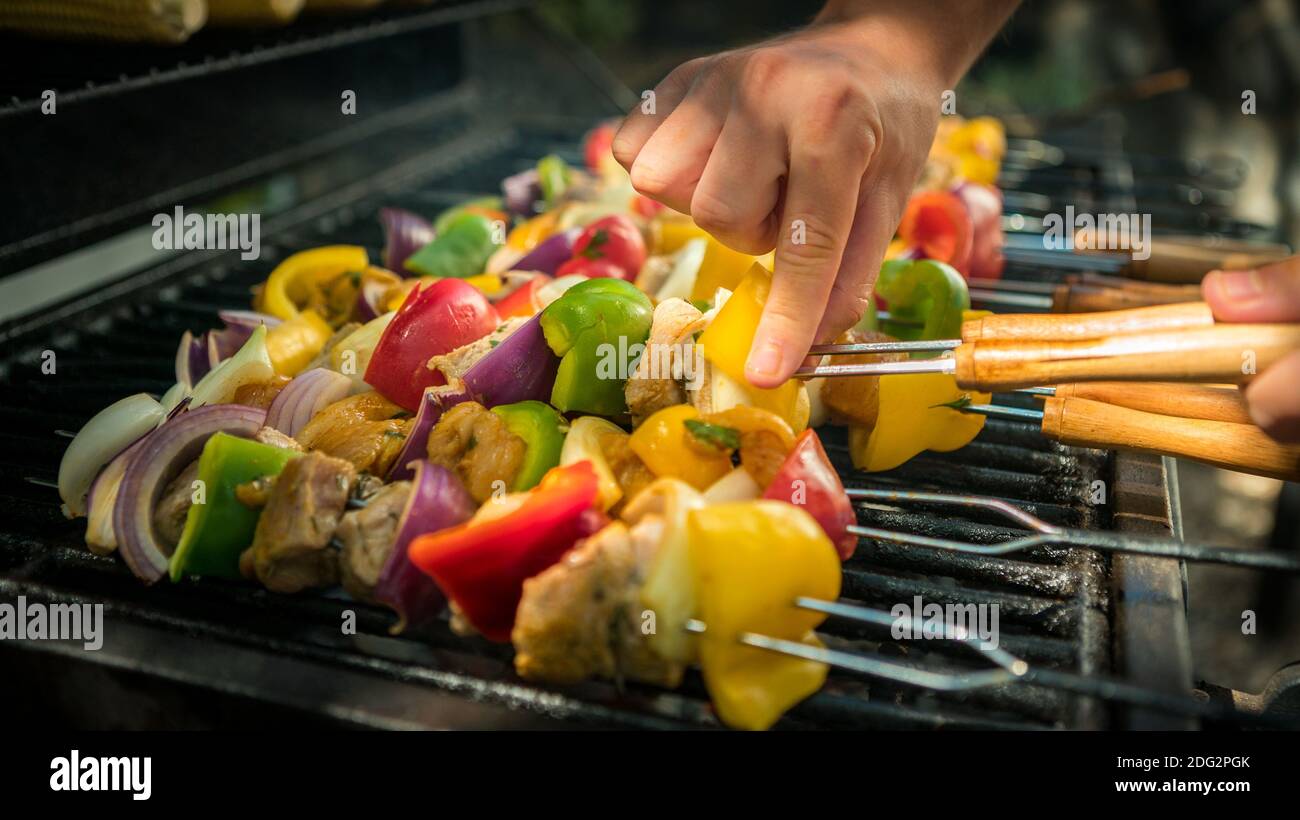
left=114, top=404, right=266, bottom=584
left=512, top=228, right=581, bottom=276
left=380, top=207, right=435, bottom=274
left=266, top=367, right=353, bottom=438
left=460, top=312, right=559, bottom=407
left=386, top=384, right=470, bottom=481
left=374, top=461, right=475, bottom=633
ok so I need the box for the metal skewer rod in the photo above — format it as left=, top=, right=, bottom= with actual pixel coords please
left=969, top=288, right=1054, bottom=309
left=846, top=488, right=1300, bottom=572
left=688, top=601, right=1297, bottom=726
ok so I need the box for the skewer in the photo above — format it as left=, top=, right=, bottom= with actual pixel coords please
left=847, top=488, right=1300, bottom=571
left=1001, top=233, right=1289, bottom=283
left=799, top=301, right=1300, bottom=391
left=964, top=273, right=1204, bottom=312
left=687, top=598, right=1296, bottom=726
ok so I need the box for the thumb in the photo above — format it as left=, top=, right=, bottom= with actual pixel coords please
left=1202, top=256, right=1300, bottom=323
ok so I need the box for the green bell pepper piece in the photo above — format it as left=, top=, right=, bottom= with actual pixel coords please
left=404, top=212, right=497, bottom=279
left=875, top=258, right=970, bottom=344
left=539, top=278, right=653, bottom=416
left=432, top=196, right=503, bottom=235
left=169, top=432, right=301, bottom=582
left=492, top=400, right=568, bottom=491
left=537, top=154, right=571, bottom=207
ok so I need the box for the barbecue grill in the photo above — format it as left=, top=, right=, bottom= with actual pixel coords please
left=0, top=1, right=1293, bottom=730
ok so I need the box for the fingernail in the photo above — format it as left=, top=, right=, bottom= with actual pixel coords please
left=1213, top=269, right=1264, bottom=301
left=746, top=340, right=784, bottom=381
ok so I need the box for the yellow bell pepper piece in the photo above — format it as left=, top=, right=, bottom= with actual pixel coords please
left=848, top=372, right=991, bottom=472
left=690, top=237, right=763, bottom=302
left=257, top=245, right=369, bottom=320
left=505, top=211, right=558, bottom=251
left=462, top=272, right=503, bottom=296
left=265, top=310, right=333, bottom=377
left=628, top=405, right=732, bottom=491
left=650, top=218, right=707, bottom=255
left=688, top=500, right=841, bottom=731
left=697, top=262, right=803, bottom=430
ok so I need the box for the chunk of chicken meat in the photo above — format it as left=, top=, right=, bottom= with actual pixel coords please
left=232, top=375, right=292, bottom=411
left=240, top=451, right=356, bottom=593
left=819, top=329, right=905, bottom=429
left=513, top=517, right=684, bottom=688
left=425, top=401, right=525, bottom=504
left=625, top=298, right=706, bottom=427
left=427, top=317, right=526, bottom=384
left=337, top=480, right=411, bottom=602
left=296, top=391, right=411, bottom=476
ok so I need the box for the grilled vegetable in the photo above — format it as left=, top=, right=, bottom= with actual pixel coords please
left=363, top=278, right=499, bottom=411
left=373, top=462, right=477, bottom=633
left=628, top=405, right=732, bottom=491
left=539, top=277, right=653, bottom=416
left=897, top=191, right=973, bottom=274
left=874, top=258, right=970, bottom=342
left=848, top=373, right=991, bottom=472
left=491, top=400, right=568, bottom=491
left=762, top=429, right=857, bottom=560
left=404, top=212, right=498, bottom=280
left=169, top=433, right=301, bottom=581
left=257, top=246, right=368, bottom=320
left=696, top=263, right=806, bottom=430
left=58, top=393, right=165, bottom=518
left=379, top=208, right=435, bottom=272
left=688, top=500, right=841, bottom=730
left=114, top=404, right=268, bottom=584
left=408, top=461, right=604, bottom=641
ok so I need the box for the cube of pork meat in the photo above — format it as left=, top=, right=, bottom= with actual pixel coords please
left=337, top=480, right=411, bottom=602
left=625, top=298, right=707, bottom=427
left=240, top=451, right=356, bottom=593
left=152, top=460, right=199, bottom=550
left=512, top=516, right=684, bottom=688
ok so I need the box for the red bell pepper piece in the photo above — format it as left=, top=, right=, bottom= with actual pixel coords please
left=364, top=278, right=499, bottom=411
left=898, top=190, right=973, bottom=275
left=762, top=429, right=857, bottom=560
left=495, top=274, right=551, bottom=319
left=408, top=461, right=605, bottom=641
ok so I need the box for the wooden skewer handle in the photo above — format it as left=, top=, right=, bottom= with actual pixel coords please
left=1051, top=382, right=1253, bottom=424
left=961, top=301, right=1215, bottom=342
left=955, top=324, right=1300, bottom=391
left=1127, top=241, right=1287, bottom=284
left=1041, top=397, right=1300, bottom=482
left=1051, top=283, right=1202, bottom=313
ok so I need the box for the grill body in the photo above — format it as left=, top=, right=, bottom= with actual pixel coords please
left=0, top=8, right=1195, bottom=729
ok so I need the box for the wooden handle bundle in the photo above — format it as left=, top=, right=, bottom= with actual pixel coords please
left=0, top=0, right=207, bottom=44
left=1042, top=397, right=1300, bottom=482
left=1052, top=382, right=1252, bottom=424
left=961, top=301, right=1216, bottom=342
left=955, top=323, right=1300, bottom=390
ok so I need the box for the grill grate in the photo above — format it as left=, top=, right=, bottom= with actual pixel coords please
left=0, top=117, right=1205, bottom=730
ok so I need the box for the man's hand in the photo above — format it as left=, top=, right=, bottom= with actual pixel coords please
left=612, top=1, right=1019, bottom=387
left=1203, top=258, right=1300, bottom=442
